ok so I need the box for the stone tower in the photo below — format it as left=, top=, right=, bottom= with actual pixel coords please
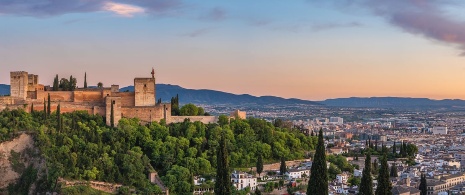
left=10, top=71, right=29, bottom=99
left=134, top=69, right=156, bottom=106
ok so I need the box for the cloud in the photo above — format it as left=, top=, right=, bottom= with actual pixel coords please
left=326, top=0, right=465, bottom=55
left=180, top=28, right=212, bottom=37
left=311, top=22, right=362, bottom=32
left=200, top=7, right=226, bottom=21
left=0, top=0, right=183, bottom=17
left=103, top=2, right=144, bottom=17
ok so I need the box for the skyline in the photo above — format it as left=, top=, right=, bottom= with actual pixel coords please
left=1, top=0, right=465, bottom=101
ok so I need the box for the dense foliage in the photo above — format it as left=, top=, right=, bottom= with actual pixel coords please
left=375, top=152, right=392, bottom=195
left=307, top=129, right=328, bottom=195
left=359, top=152, right=373, bottom=195
left=0, top=108, right=318, bottom=194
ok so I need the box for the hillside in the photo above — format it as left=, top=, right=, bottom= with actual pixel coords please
left=121, top=84, right=320, bottom=105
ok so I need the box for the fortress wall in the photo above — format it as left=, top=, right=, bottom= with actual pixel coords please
left=113, top=92, right=135, bottom=107
left=121, top=105, right=166, bottom=123
left=0, top=97, right=15, bottom=105
left=74, top=91, right=103, bottom=103
left=93, top=106, right=106, bottom=116
left=37, top=91, right=74, bottom=102
left=105, top=97, right=121, bottom=126
left=27, top=91, right=36, bottom=99
left=167, top=116, right=218, bottom=124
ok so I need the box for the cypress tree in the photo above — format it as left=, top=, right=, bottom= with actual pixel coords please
left=110, top=100, right=115, bottom=128
left=307, top=129, right=328, bottom=195
left=375, top=153, right=392, bottom=195
left=390, top=164, right=398, bottom=177
left=47, top=93, right=51, bottom=117
left=57, top=103, right=61, bottom=132
left=359, top=152, right=373, bottom=195
left=372, top=159, right=378, bottom=175
left=43, top=98, right=46, bottom=120
left=215, top=131, right=231, bottom=195
left=419, top=173, right=427, bottom=195
left=30, top=103, right=34, bottom=113
left=84, top=72, right=87, bottom=88
left=53, top=74, right=59, bottom=91
left=257, top=154, right=263, bottom=177
left=375, top=140, right=378, bottom=151
left=392, top=141, right=396, bottom=155
left=279, top=158, right=287, bottom=176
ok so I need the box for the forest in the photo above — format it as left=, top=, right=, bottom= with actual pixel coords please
left=0, top=107, right=318, bottom=194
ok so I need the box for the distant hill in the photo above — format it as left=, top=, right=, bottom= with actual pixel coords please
left=320, top=97, right=465, bottom=108
left=120, top=84, right=320, bottom=105
left=0, top=84, right=9, bottom=96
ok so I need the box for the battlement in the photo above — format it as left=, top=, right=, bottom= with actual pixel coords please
left=10, top=71, right=28, bottom=75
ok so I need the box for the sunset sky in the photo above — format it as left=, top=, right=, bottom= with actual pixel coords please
left=1, top=0, right=465, bottom=101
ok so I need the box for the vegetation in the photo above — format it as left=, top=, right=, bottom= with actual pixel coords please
left=375, top=152, right=392, bottom=195
left=52, top=74, right=77, bottom=91
left=180, top=103, right=205, bottom=116
left=0, top=108, right=318, bottom=194
left=419, top=173, right=427, bottom=195
left=307, top=129, right=328, bottom=195
left=84, top=72, right=88, bottom=89
left=359, top=152, right=373, bottom=195
left=61, top=185, right=111, bottom=195
left=215, top=132, right=231, bottom=195
left=171, top=94, right=180, bottom=116
left=256, top=154, right=263, bottom=177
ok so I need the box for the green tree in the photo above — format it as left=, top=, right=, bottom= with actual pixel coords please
left=47, top=93, right=51, bottom=117
left=110, top=100, right=115, bottom=128
left=375, top=153, right=392, bottom=195
left=171, top=94, right=180, bottom=116
left=53, top=74, right=59, bottom=91
left=84, top=72, right=87, bottom=89
left=43, top=98, right=46, bottom=120
left=347, top=176, right=360, bottom=187
left=279, top=158, right=286, bottom=176
left=419, top=173, right=427, bottom=195
left=254, top=187, right=262, bottom=195
left=256, top=153, right=263, bottom=177
left=30, top=103, right=34, bottom=113
left=307, top=129, right=328, bottom=195
left=218, top=115, right=229, bottom=126
left=180, top=103, right=199, bottom=116
left=97, top=82, right=103, bottom=88
left=390, top=164, right=398, bottom=177
left=215, top=131, right=231, bottom=195
left=392, top=141, right=396, bottom=155
left=57, top=103, right=61, bottom=132
left=359, top=152, right=373, bottom=195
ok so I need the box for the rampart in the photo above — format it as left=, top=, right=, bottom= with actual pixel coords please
left=168, top=116, right=218, bottom=124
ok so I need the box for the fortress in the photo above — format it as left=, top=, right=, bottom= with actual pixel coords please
left=0, top=69, right=243, bottom=125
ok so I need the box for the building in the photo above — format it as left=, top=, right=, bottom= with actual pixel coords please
left=231, top=170, right=257, bottom=191
left=285, top=168, right=310, bottom=180
left=0, top=70, right=236, bottom=126
left=329, top=117, right=343, bottom=125
left=432, top=127, right=448, bottom=135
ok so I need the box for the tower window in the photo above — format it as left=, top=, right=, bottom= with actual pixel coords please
left=144, top=84, right=147, bottom=87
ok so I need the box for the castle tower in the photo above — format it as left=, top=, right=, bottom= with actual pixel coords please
left=10, top=71, right=29, bottom=100
left=134, top=69, right=156, bottom=106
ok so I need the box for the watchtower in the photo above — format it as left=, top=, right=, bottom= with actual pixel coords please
left=134, top=68, right=156, bottom=106
left=10, top=71, right=29, bottom=99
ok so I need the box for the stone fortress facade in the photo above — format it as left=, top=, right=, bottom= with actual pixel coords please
left=0, top=69, right=244, bottom=125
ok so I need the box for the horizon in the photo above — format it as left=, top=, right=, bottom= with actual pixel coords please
left=2, top=0, right=465, bottom=101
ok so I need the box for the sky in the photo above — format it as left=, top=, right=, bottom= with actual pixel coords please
left=1, top=0, right=465, bottom=101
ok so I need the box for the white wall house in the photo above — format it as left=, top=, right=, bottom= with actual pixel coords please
left=231, top=170, right=257, bottom=191
left=285, top=168, right=310, bottom=180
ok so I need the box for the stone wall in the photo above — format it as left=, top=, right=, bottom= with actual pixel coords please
left=134, top=78, right=155, bottom=106
left=10, top=71, right=28, bottom=99
left=37, top=91, right=74, bottom=102
left=105, top=97, right=121, bottom=126
left=74, top=91, right=103, bottom=103
left=121, top=103, right=169, bottom=123
left=168, top=116, right=218, bottom=124
left=113, top=92, right=135, bottom=107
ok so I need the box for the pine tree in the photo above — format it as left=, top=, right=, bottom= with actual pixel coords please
left=257, top=154, right=263, bottom=177
left=359, top=152, right=373, bottom=195
left=57, top=103, right=61, bottom=132
left=84, top=72, right=87, bottom=88
left=110, top=100, right=115, bottom=128
left=280, top=158, right=287, bottom=176
left=375, top=153, right=392, bottom=195
left=47, top=93, right=51, bottom=117
left=390, top=164, right=398, bottom=177
left=215, top=131, right=231, bottom=195
left=53, top=74, right=59, bottom=91
left=419, top=173, right=427, bottom=195
left=307, top=129, right=328, bottom=195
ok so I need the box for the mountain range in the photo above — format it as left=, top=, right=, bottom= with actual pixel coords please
left=2, top=84, right=465, bottom=109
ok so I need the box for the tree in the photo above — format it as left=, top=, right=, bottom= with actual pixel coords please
left=359, top=152, right=373, bottom=195
left=47, top=93, right=51, bottom=117
left=97, top=82, right=103, bottom=88
left=57, top=103, right=61, bottom=132
left=419, top=173, right=427, bottom=195
left=171, top=94, right=180, bottom=116
left=110, top=100, right=115, bottom=128
left=180, top=104, right=199, bottom=116
left=43, top=98, right=46, bottom=120
left=254, top=187, right=262, bottom=195
left=84, top=72, right=88, bottom=88
left=215, top=131, right=231, bottom=195
left=392, top=141, right=396, bottom=155
left=53, top=74, right=59, bottom=91
left=375, top=153, right=392, bottom=195
left=279, top=158, right=286, bottom=176
left=375, top=140, right=378, bottom=151
left=307, top=129, right=328, bottom=195
left=256, top=154, right=263, bottom=178
left=390, top=164, right=398, bottom=177
left=30, top=103, right=34, bottom=113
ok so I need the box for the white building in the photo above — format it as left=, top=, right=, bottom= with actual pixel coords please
left=285, top=168, right=310, bottom=180
left=336, top=173, right=349, bottom=184
left=432, top=126, right=448, bottom=135
left=329, top=117, right=344, bottom=125
left=353, top=169, right=362, bottom=177
left=231, top=170, right=257, bottom=191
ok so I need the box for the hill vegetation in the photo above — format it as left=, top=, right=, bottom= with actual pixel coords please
left=0, top=108, right=317, bottom=194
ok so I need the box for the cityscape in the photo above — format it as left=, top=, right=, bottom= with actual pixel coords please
left=2, top=0, right=465, bottom=195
